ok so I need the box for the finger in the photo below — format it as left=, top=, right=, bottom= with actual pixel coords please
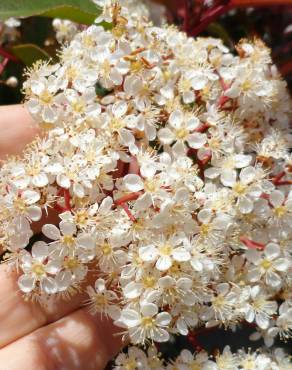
left=0, top=265, right=94, bottom=348
left=0, top=307, right=123, bottom=370
left=0, top=105, right=39, bottom=160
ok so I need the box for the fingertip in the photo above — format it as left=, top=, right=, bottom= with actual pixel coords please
left=0, top=104, right=39, bottom=159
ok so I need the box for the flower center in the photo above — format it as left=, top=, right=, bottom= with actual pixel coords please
left=26, top=163, right=41, bottom=176
left=130, top=59, right=144, bottom=73
left=142, top=276, right=156, bottom=288
left=141, top=316, right=155, bottom=329
left=66, top=66, right=78, bottom=80
left=233, top=182, right=247, bottom=195
left=176, top=128, right=188, bottom=140
left=124, top=359, right=137, bottom=370
left=212, top=295, right=226, bottom=309
left=95, top=294, right=108, bottom=306
left=83, top=35, right=94, bottom=47
left=110, top=118, right=124, bottom=131
left=39, top=90, right=53, bottom=104
left=274, top=206, right=286, bottom=218
left=261, top=259, right=272, bottom=270
left=32, top=263, right=45, bottom=277
left=62, top=235, right=75, bottom=247
left=75, top=211, right=89, bottom=227
left=101, top=243, right=112, bottom=256
left=199, top=223, right=210, bottom=237
left=13, top=197, right=26, bottom=212
left=72, top=100, right=85, bottom=113
left=241, top=359, right=255, bottom=370
left=159, top=244, right=173, bottom=256
left=102, top=60, right=111, bottom=74
left=144, top=179, right=157, bottom=193
left=64, top=257, right=79, bottom=270
left=179, top=77, right=191, bottom=92
left=190, top=363, right=201, bottom=370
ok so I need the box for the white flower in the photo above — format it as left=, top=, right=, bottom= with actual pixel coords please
left=64, top=87, right=101, bottom=118
left=95, top=236, right=127, bottom=273
left=86, top=278, right=119, bottom=319
left=4, top=186, right=42, bottom=222
left=42, top=220, right=94, bottom=253
left=246, top=243, right=290, bottom=288
left=276, top=301, right=292, bottom=340
left=244, top=286, right=277, bottom=329
left=201, top=283, right=237, bottom=323
left=139, top=234, right=191, bottom=271
left=269, top=189, right=292, bottom=226
left=119, top=303, right=171, bottom=343
left=52, top=18, right=78, bottom=44
left=158, top=110, right=206, bottom=154
left=114, top=346, right=149, bottom=370
left=25, top=72, right=62, bottom=123
left=204, top=154, right=252, bottom=186
left=18, top=242, right=60, bottom=294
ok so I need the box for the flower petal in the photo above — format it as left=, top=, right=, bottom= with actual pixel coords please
left=123, top=174, right=144, bottom=192
left=42, top=224, right=61, bottom=240
left=18, top=275, right=35, bottom=293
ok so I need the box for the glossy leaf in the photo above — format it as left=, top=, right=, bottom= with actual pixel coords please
left=10, top=44, right=51, bottom=66
left=0, top=0, right=101, bottom=25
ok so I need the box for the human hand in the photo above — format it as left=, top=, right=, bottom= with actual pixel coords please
left=0, top=105, right=123, bottom=370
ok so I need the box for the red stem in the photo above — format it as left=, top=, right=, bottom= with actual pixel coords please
left=183, top=0, right=189, bottom=32
left=276, top=180, right=292, bottom=186
left=54, top=188, right=72, bottom=212
left=240, top=236, right=265, bottom=250
left=63, top=189, right=72, bottom=211
left=186, top=0, right=290, bottom=37
left=271, top=171, right=286, bottom=185
left=0, top=46, right=19, bottom=63
left=195, top=122, right=210, bottom=133
left=54, top=203, right=67, bottom=213
left=199, top=153, right=212, bottom=166
left=231, top=0, right=291, bottom=5
left=187, top=332, right=203, bottom=351
left=188, top=3, right=233, bottom=37
left=0, top=58, right=9, bottom=75
left=114, top=192, right=142, bottom=205
left=120, top=203, right=136, bottom=222
left=217, top=95, right=229, bottom=108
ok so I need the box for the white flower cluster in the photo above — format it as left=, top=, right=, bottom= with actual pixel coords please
left=114, top=345, right=292, bottom=370
left=0, top=0, right=291, bottom=351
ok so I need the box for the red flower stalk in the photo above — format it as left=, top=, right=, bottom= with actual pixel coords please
left=0, top=46, right=19, bottom=63
left=240, top=236, right=265, bottom=250
left=114, top=192, right=143, bottom=205
left=120, top=203, right=136, bottom=222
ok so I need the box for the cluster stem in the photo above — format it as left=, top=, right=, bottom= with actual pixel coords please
left=240, top=236, right=265, bottom=250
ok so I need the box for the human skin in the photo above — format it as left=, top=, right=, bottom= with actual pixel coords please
left=0, top=105, right=124, bottom=370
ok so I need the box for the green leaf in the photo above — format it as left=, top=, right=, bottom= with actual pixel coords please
left=10, top=44, right=51, bottom=66
left=207, top=23, right=233, bottom=49
left=0, top=0, right=101, bottom=25
left=95, top=82, right=112, bottom=97
left=42, top=6, right=97, bottom=25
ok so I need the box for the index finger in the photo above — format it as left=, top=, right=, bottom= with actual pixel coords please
left=0, top=104, right=39, bottom=160
left=0, top=264, right=89, bottom=348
